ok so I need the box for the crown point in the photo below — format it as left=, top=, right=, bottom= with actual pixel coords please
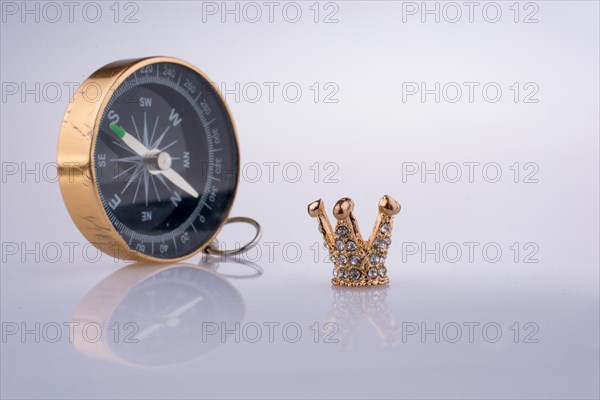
left=379, top=195, right=401, bottom=216
left=308, top=199, right=324, bottom=217
left=333, top=198, right=354, bottom=220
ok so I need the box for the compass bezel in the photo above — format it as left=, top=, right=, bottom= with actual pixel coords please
left=58, top=56, right=240, bottom=262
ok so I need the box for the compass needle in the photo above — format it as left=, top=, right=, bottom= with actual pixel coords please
left=136, top=323, right=165, bottom=340
left=160, top=168, right=199, bottom=198
left=156, top=173, right=171, bottom=191
left=110, top=123, right=150, bottom=157
left=164, top=296, right=204, bottom=322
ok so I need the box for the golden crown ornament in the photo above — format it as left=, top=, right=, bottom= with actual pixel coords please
left=308, top=196, right=401, bottom=287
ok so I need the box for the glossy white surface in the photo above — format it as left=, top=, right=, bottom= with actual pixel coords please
left=1, top=1, right=598, bottom=399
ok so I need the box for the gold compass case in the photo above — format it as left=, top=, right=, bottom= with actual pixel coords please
left=57, top=57, right=240, bottom=263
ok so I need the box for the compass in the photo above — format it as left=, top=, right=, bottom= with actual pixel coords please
left=58, top=57, right=255, bottom=262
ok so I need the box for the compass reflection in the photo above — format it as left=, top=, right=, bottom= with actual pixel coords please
left=71, top=257, right=261, bottom=368
left=325, top=285, right=400, bottom=349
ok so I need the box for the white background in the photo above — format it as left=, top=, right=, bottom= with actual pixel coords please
left=1, top=1, right=599, bottom=399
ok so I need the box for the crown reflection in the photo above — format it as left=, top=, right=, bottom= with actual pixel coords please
left=326, top=286, right=400, bottom=348
left=308, top=195, right=401, bottom=287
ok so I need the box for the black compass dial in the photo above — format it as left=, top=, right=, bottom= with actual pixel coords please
left=94, top=62, right=238, bottom=259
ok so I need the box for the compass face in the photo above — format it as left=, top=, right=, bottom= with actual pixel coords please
left=93, top=61, right=238, bottom=260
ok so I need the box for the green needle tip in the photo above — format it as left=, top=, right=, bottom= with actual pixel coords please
left=110, top=123, right=125, bottom=139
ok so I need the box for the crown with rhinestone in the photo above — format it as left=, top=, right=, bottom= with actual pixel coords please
left=308, top=196, right=401, bottom=287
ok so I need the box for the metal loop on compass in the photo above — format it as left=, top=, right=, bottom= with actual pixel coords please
left=204, top=217, right=262, bottom=256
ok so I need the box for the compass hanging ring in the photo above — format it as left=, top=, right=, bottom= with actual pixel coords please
left=204, top=217, right=262, bottom=256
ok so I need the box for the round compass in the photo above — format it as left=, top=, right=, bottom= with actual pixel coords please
left=58, top=57, right=240, bottom=262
